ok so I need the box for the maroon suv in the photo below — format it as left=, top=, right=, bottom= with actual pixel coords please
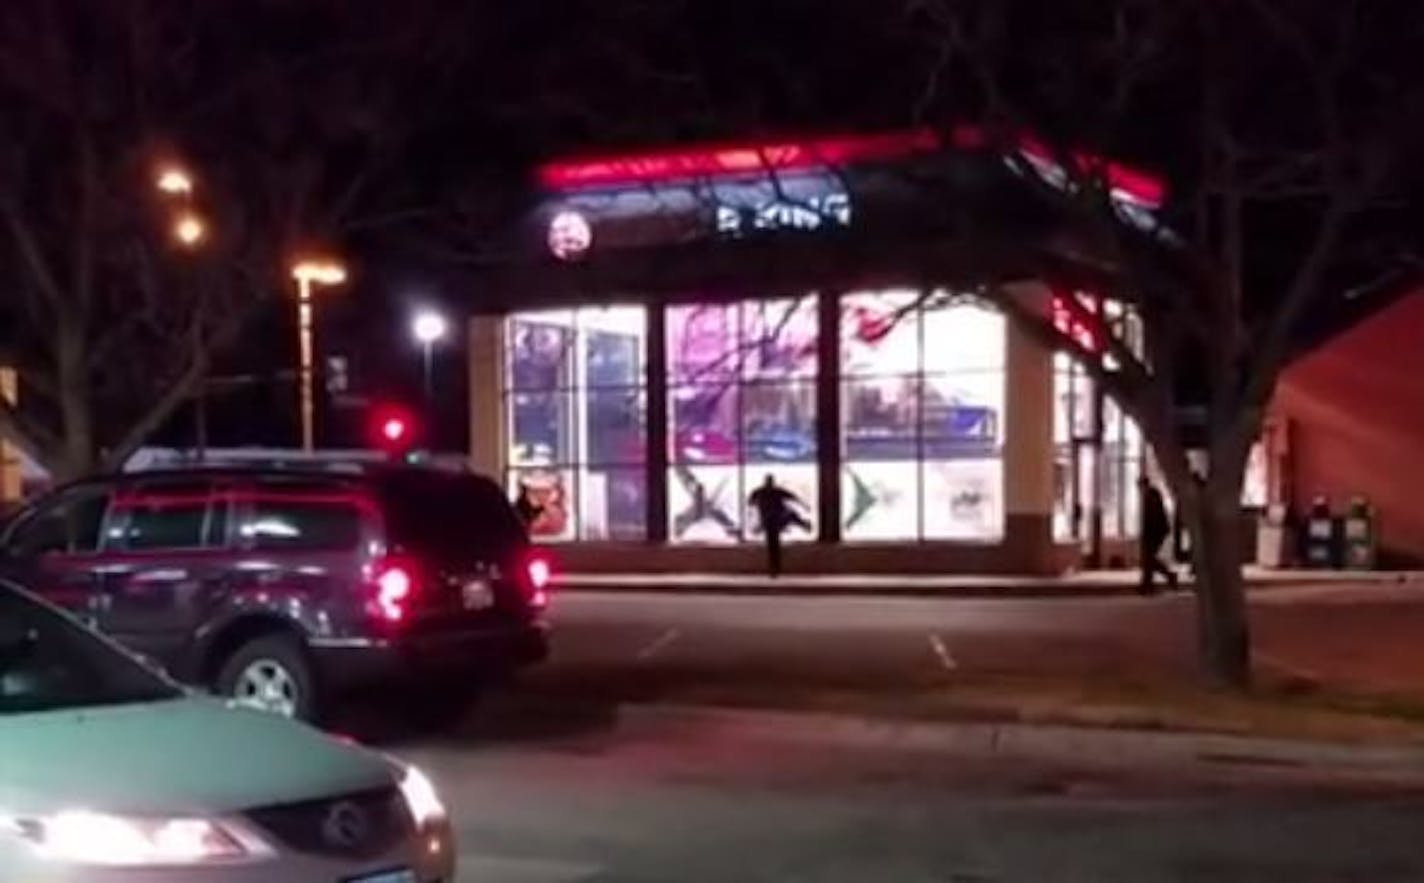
left=0, top=464, right=550, bottom=721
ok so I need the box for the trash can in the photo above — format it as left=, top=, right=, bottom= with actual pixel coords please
left=1302, top=496, right=1337, bottom=569
left=1342, top=496, right=1377, bottom=570
left=1256, top=504, right=1289, bottom=568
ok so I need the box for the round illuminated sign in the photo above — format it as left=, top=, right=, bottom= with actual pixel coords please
left=547, top=210, right=592, bottom=261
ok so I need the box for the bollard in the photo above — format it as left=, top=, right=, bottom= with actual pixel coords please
left=1342, top=496, right=1377, bottom=570
left=1302, top=496, right=1337, bottom=569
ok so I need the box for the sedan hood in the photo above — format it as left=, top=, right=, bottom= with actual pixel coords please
left=0, top=697, right=394, bottom=816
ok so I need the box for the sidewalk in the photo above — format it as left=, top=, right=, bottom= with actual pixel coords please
left=554, top=567, right=1424, bottom=597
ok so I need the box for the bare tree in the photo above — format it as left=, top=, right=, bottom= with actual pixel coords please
left=0, top=0, right=471, bottom=480
left=907, top=0, right=1422, bottom=685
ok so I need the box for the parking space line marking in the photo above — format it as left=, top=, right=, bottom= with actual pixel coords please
left=636, top=628, right=681, bottom=661
left=928, top=633, right=957, bottom=672
left=1255, top=650, right=1323, bottom=684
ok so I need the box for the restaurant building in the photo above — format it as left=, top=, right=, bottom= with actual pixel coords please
left=464, top=129, right=1165, bottom=574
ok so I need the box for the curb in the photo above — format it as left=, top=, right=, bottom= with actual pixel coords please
left=554, top=572, right=1424, bottom=600
left=612, top=701, right=1424, bottom=783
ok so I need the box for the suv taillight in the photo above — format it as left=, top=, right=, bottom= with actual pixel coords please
left=371, top=561, right=415, bottom=622
left=525, top=554, right=551, bottom=609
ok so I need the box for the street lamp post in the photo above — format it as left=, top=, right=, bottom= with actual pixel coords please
left=411, top=309, right=449, bottom=405
left=291, top=260, right=347, bottom=452
left=153, top=163, right=210, bottom=459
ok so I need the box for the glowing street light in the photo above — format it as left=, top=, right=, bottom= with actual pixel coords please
left=290, top=258, right=348, bottom=452
left=411, top=309, right=449, bottom=404
left=172, top=212, right=207, bottom=248
left=156, top=166, right=194, bottom=197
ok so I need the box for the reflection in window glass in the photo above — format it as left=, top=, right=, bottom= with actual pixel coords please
left=120, top=502, right=207, bottom=551
left=510, top=390, right=574, bottom=465
left=505, top=307, right=647, bottom=541
left=667, top=298, right=818, bottom=543
left=241, top=501, right=363, bottom=550
left=840, top=293, right=1005, bottom=542
left=670, top=385, right=739, bottom=464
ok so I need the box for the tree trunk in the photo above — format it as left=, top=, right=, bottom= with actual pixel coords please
left=54, top=325, right=99, bottom=482
left=1190, top=484, right=1252, bottom=688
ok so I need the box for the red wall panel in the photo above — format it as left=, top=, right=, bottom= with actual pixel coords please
left=1274, top=291, right=1424, bottom=565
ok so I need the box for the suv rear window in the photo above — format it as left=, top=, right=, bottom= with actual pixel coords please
left=376, top=471, right=525, bottom=565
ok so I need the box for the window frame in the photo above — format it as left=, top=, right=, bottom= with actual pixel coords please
left=839, top=293, right=1007, bottom=543
left=103, top=480, right=217, bottom=554
left=505, top=307, right=650, bottom=542
left=666, top=297, right=821, bottom=545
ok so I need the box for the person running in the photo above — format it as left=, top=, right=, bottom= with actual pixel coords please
left=748, top=474, right=811, bottom=577
left=1138, top=476, right=1178, bottom=594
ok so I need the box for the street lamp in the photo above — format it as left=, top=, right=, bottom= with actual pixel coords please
left=411, top=309, right=449, bottom=403
left=172, top=211, right=207, bottom=248
left=291, top=259, right=348, bottom=452
left=155, top=166, right=194, bottom=197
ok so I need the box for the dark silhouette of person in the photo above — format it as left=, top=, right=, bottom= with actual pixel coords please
left=1138, top=476, right=1177, bottom=594
left=748, top=474, right=811, bottom=577
left=513, top=484, right=544, bottom=531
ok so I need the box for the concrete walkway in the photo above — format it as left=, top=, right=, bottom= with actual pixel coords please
left=554, top=567, right=1424, bottom=597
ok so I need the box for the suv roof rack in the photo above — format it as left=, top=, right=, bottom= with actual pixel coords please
left=124, top=449, right=475, bottom=477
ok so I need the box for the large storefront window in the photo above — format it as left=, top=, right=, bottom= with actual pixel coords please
left=506, top=307, right=647, bottom=541
left=840, top=292, right=1005, bottom=541
left=667, top=297, right=818, bottom=543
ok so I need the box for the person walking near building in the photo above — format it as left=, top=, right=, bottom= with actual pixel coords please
left=1138, top=476, right=1177, bottom=594
left=748, top=474, right=811, bottom=577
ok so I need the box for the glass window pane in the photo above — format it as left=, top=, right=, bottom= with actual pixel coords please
left=508, top=468, right=575, bottom=541
left=241, top=501, right=363, bottom=551
left=842, top=291, right=921, bottom=376
left=668, top=303, right=739, bottom=385
left=921, top=373, right=1003, bottom=459
left=509, top=390, right=574, bottom=465
left=579, top=466, right=646, bottom=541
left=586, top=389, right=646, bottom=465
left=842, top=461, right=919, bottom=540
left=670, top=384, right=739, bottom=464
left=669, top=464, right=742, bottom=543
left=921, top=303, right=1005, bottom=374
left=1053, top=445, right=1076, bottom=541
left=741, top=297, right=818, bottom=379
left=508, top=316, right=574, bottom=391
left=923, top=459, right=1003, bottom=540
left=842, top=376, right=919, bottom=461
left=9, top=488, right=109, bottom=557
left=580, top=306, right=646, bottom=387
left=118, top=501, right=208, bottom=551
left=742, top=381, right=817, bottom=464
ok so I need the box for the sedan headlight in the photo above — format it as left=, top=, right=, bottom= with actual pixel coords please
left=398, top=764, right=447, bottom=827
left=4, top=810, right=247, bottom=866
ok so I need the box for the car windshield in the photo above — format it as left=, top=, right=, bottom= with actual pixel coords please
left=0, top=584, right=181, bottom=715
left=377, top=470, right=527, bottom=565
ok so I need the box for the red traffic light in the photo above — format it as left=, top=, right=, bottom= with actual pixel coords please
left=381, top=416, right=409, bottom=444
left=371, top=404, right=418, bottom=452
